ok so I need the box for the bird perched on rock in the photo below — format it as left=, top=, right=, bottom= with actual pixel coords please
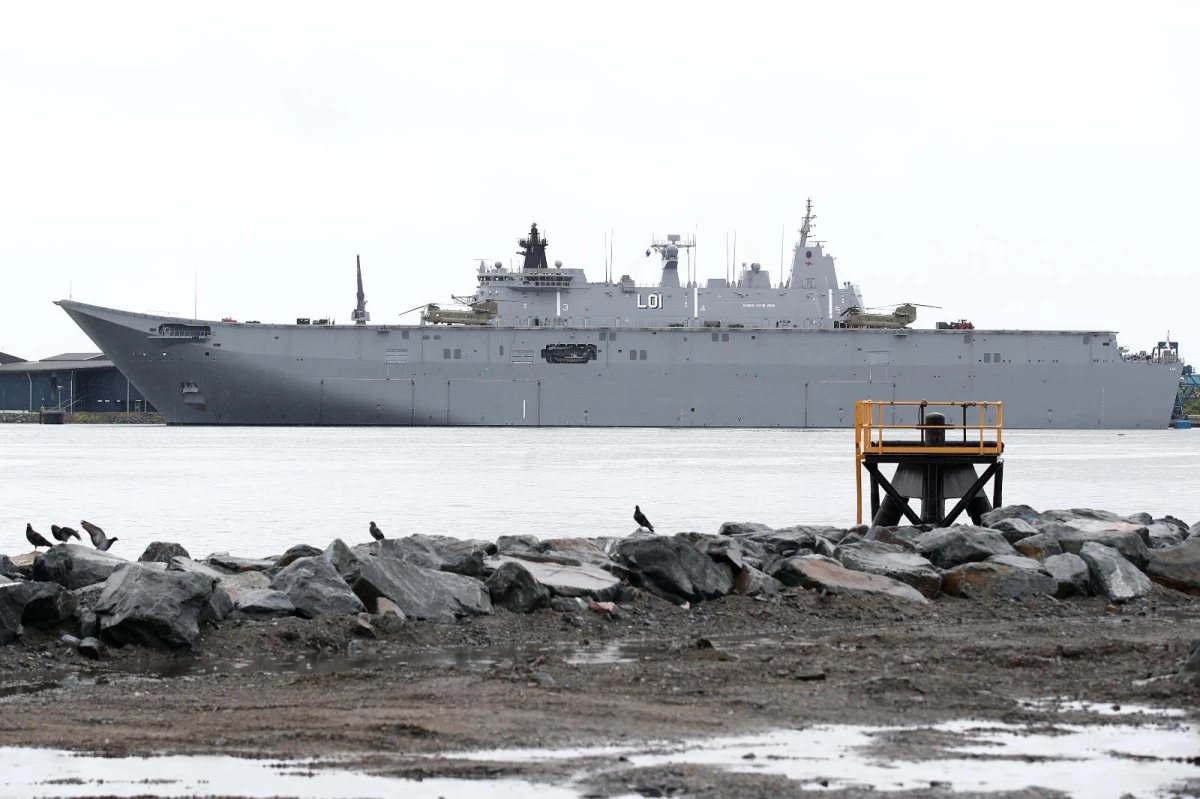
left=633, top=505, right=654, bottom=533
left=51, top=524, right=71, bottom=544
left=80, top=520, right=118, bottom=551
left=55, top=523, right=81, bottom=542
left=369, top=521, right=385, bottom=542
left=26, top=523, right=53, bottom=549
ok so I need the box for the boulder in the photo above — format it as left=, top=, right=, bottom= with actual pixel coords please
left=1013, top=533, right=1063, bottom=561
left=1189, top=522, right=1200, bottom=541
left=168, top=557, right=228, bottom=579
left=782, top=555, right=928, bottom=604
left=138, top=542, right=190, bottom=564
left=1143, top=538, right=1200, bottom=595
left=487, top=561, right=550, bottom=613
left=733, top=525, right=846, bottom=556
left=1079, top=543, right=1152, bottom=603
left=731, top=565, right=784, bottom=597
left=273, top=544, right=323, bottom=570
left=1047, top=523, right=1151, bottom=569
left=484, top=556, right=622, bottom=601
left=0, top=586, right=24, bottom=644
left=987, top=554, right=1045, bottom=570
left=718, top=521, right=775, bottom=537
left=373, top=535, right=494, bottom=573
left=233, top=589, right=296, bottom=618
left=496, top=534, right=542, bottom=554
left=0, top=582, right=78, bottom=628
left=1041, top=508, right=1126, bottom=523
left=218, top=571, right=271, bottom=604
left=1146, top=520, right=1187, bottom=549
left=324, top=540, right=489, bottom=622
left=270, top=556, right=365, bottom=618
left=1124, top=512, right=1154, bottom=526
left=205, top=553, right=277, bottom=573
left=989, top=518, right=1039, bottom=543
left=1043, top=553, right=1091, bottom=598
left=942, top=561, right=1057, bottom=600
left=94, top=564, right=224, bottom=649
left=864, top=526, right=924, bottom=550
left=613, top=537, right=733, bottom=603
left=201, top=583, right=234, bottom=623
left=541, top=538, right=614, bottom=566
left=78, top=637, right=104, bottom=660
left=915, top=526, right=1016, bottom=570
left=32, top=545, right=129, bottom=590
left=834, top=540, right=942, bottom=599
left=980, top=504, right=1041, bottom=526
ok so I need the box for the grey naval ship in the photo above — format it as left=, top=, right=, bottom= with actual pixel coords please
left=57, top=203, right=1181, bottom=428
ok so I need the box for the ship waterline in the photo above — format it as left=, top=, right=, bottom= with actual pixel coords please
left=58, top=300, right=1178, bottom=429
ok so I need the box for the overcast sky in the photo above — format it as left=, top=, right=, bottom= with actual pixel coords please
left=1, top=1, right=1196, bottom=360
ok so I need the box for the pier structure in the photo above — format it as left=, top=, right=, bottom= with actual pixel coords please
left=855, top=400, right=1004, bottom=528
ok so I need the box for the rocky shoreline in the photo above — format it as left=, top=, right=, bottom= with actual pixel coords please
left=0, top=411, right=163, bottom=424
left=2, top=506, right=1199, bottom=797
left=2, top=504, right=1199, bottom=659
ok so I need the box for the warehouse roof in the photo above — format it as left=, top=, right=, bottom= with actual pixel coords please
left=0, top=352, right=26, bottom=366
left=0, top=353, right=115, bottom=374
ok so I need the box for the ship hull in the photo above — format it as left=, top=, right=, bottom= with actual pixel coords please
left=58, top=301, right=1181, bottom=429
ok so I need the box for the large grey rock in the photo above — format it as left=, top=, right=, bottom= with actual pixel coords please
left=269, top=555, right=365, bottom=618
left=864, top=526, right=925, bottom=550
left=373, top=535, right=495, bottom=574
left=484, top=556, right=622, bottom=601
left=0, top=586, right=24, bottom=644
left=486, top=561, right=550, bottom=613
left=1143, top=538, right=1200, bottom=595
left=0, top=582, right=78, bottom=628
left=1146, top=520, right=1188, bottom=549
left=718, top=521, right=775, bottom=537
left=1043, top=553, right=1091, bottom=598
left=273, top=544, right=323, bottom=570
left=32, top=545, right=129, bottom=590
left=613, top=537, right=733, bottom=603
left=733, top=525, right=847, bottom=556
left=1047, top=522, right=1151, bottom=569
left=1124, top=512, right=1154, bottom=525
left=782, top=555, right=928, bottom=604
left=942, top=561, right=1057, bottom=600
left=980, top=504, right=1041, bottom=526
left=987, top=554, right=1045, bottom=571
left=94, top=564, right=223, bottom=649
left=835, top=540, right=942, bottom=599
left=1042, top=508, right=1126, bottom=523
left=915, top=526, right=1016, bottom=570
left=1013, top=533, right=1063, bottom=562
left=731, top=565, right=784, bottom=597
left=990, top=518, right=1039, bottom=543
left=1079, top=543, right=1152, bottom=603
left=1189, top=522, right=1200, bottom=541
left=233, top=589, right=296, bottom=618
left=205, top=553, right=277, bottom=573
left=324, top=540, right=489, bottom=622
left=218, top=571, right=270, bottom=604
left=168, top=557, right=228, bottom=579
left=138, top=542, right=190, bottom=564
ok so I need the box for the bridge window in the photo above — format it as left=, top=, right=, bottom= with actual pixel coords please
left=630, top=350, right=637, bottom=361
left=599, top=332, right=607, bottom=341
left=453, top=349, right=462, bottom=359
left=443, top=349, right=451, bottom=359
left=994, top=352, right=1001, bottom=363
left=639, top=349, right=647, bottom=360
left=712, top=333, right=719, bottom=341
left=722, top=333, right=729, bottom=342
left=984, top=353, right=991, bottom=363
left=499, top=345, right=504, bottom=356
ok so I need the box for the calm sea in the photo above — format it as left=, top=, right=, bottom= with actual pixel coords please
left=2, top=426, right=1196, bottom=559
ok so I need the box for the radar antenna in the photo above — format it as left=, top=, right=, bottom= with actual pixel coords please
left=351, top=255, right=370, bottom=325
left=798, top=198, right=816, bottom=249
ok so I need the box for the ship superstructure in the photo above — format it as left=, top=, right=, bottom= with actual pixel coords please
left=57, top=203, right=1182, bottom=428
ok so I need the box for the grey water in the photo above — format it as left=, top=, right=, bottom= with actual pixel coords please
left=1, top=426, right=1197, bottom=558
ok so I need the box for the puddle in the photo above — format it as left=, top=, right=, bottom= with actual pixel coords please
left=0, top=747, right=577, bottom=799
left=456, top=718, right=1199, bottom=798
left=1018, top=697, right=1188, bottom=718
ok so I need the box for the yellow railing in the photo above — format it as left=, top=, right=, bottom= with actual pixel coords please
left=854, top=400, right=1004, bottom=523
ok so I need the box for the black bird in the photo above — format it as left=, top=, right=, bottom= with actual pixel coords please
left=26, top=523, right=53, bottom=550
left=59, top=526, right=82, bottom=542
left=80, top=520, right=118, bottom=551
left=50, top=524, right=70, bottom=544
left=369, top=521, right=385, bottom=542
left=633, top=505, right=654, bottom=533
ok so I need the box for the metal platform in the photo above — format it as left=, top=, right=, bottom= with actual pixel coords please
left=855, top=400, right=1004, bottom=527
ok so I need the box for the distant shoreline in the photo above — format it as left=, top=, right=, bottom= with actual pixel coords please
left=0, top=411, right=163, bottom=425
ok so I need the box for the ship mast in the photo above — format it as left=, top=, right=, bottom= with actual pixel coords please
left=798, top=198, right=815, bottom=249
left=351, top=255, right=370, bottom=325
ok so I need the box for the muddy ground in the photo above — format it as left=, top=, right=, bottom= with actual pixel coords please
left=0, top=586, right=1197, bottom=798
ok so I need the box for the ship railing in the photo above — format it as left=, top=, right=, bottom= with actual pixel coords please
left=855, top=400, right=1004, bottom=458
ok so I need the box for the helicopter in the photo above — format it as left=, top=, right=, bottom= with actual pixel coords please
left=835, top=303, right=941, bottom=329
